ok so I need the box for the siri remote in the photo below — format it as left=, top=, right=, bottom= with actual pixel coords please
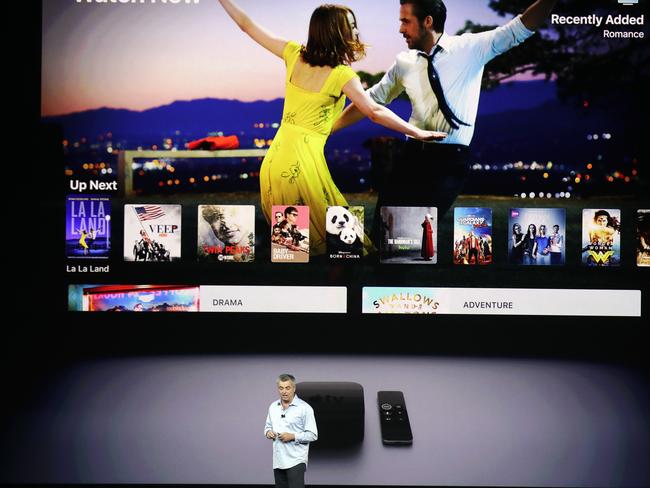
left=378, top=390, right=413, bottom=445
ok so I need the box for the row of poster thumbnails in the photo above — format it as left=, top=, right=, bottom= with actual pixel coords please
left=65, top=195, right=650, bottom=266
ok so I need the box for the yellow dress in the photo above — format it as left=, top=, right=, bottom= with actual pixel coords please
left=79, top=232, right=88, bottom=250
left=260, top=41, right=372, bottom=256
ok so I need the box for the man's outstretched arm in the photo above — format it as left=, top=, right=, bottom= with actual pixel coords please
left=520, top=0, right=559, bottom=31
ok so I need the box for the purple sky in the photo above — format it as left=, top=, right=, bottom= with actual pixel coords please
left=42, top=0, right=511, bottom=116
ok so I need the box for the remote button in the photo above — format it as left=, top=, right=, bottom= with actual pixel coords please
left=381, top=403, right=392, bottom=411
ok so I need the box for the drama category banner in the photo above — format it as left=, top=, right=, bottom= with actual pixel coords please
left=71, top=285, right=348, bottom=313
left=199, top=285, right=347, bottom=313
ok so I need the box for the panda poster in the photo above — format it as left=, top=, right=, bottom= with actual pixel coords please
left=271, top=205, right=309, bottom=263
left=326, top=206, right=364, bottom=260
left=379, top=207, right=437, bottom=264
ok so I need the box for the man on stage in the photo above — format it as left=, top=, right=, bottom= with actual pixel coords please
left=264, top=374, right=317, bottom=488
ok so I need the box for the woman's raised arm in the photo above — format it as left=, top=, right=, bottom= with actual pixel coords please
left=217, top=0, right=288, bottom=58
left=342, top=77, right=446, bottom=142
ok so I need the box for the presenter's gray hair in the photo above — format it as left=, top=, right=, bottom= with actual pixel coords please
left=277, top=374, right=296, bottom=383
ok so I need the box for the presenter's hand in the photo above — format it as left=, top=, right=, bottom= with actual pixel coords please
left=414, top=130, right=447, bottom=142
left=266, top=431, right=276, bottom=440
left=278, top=432, right=295, bottom=443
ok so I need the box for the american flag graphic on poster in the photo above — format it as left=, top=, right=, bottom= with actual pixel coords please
left=135, top=205, right=165, bottom=221
left=124, top=204, right=182, bottom=262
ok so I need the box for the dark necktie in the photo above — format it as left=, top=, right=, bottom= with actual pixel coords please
left=419, top=46, right=470, bottom=130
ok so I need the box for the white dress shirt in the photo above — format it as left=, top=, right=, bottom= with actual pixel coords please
left=264, top=395, right=318, bottom=470
left=368, top=15, right=535, bottom=146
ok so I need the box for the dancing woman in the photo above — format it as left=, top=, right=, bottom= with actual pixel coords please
left=217, top=0, right=446, bottom=255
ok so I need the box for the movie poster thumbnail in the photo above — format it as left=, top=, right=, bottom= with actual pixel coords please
left=637, top=209, right=650, bottom=267
left=65, top=194, right=111, bottom=259
left=453, top=207, right=492, bottom=265
left=70, top=285, right=200, bottom=312
left=197, top=205, right=255, bottom=262
left=581, top=209, right=621, bottom=266
left=379, top=207, right=437, bottom=264
left=271, top=205, right=309, bottom=263
left=362, top=287, right=440, bottom=314
left=508, top=208, right=566, bottom=265
left=326, top=206, right=364, bottom=260
left=124, top=204, right=182, bottom=262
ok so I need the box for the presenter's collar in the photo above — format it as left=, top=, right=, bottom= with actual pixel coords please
left=277, top=394, right=300, bottom=407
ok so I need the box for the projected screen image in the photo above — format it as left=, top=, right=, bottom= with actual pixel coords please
left=42, top=0, right=647, bottom=320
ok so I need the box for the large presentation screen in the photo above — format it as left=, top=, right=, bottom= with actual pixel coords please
left=41, top=0, right=648, bottom=320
